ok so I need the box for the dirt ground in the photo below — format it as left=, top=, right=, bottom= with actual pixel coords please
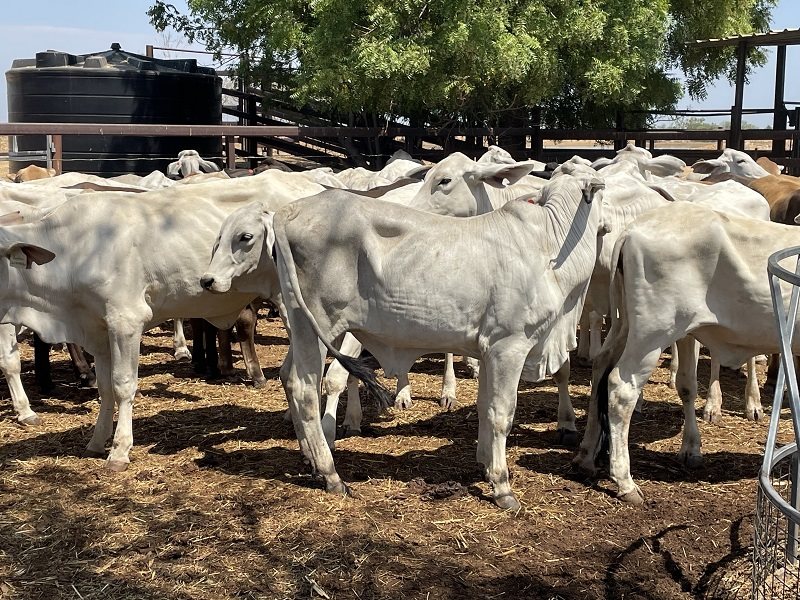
left=0, top=315, right=794, bottom=600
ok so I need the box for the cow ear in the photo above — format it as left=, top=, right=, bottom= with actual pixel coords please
left=404, top=164, right=431, bottom=180
left=261, top=211, right=276, bottom=256
left=5, top=243, right=56, bottom=269
left=167, top=160, right=181, bottom=176
left=0, top=211, right=24, bottom=226
left=199, top=158, right=220, bottom=173
left=466, top=160, right=538, bottom=188
left=582, top=178, right=605, bottom=203
left=692, top=159, right=727, bottom=175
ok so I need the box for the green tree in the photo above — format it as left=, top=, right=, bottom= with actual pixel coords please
left=148, top=0, right=776, bottom=128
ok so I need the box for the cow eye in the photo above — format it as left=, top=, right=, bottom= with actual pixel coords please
left=439, top=178, right=452, bottom=186
left=240, top=233, right=253, bottom=242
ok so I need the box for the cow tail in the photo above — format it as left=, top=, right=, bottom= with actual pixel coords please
left=597, top=233, right=629, bottom=458
left=272, top=216, right=395, bottom=410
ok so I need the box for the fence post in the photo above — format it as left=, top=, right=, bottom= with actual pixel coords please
left=51, top=134, right=62, bottom=175
left=531, top=107, right=543, bottom=161
left=225, top=136, right=236, bottom=170
left=614, top=110, right=625, bottom=151
left=244, top=95, right=258, bottom=168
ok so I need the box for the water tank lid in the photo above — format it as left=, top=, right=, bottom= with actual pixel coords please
left=8, top=43, right=217, bottom=76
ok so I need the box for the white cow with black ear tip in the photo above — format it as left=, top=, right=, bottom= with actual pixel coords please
left=167, top=149, right=221, bottom=178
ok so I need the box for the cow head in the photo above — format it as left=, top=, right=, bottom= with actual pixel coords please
left=167, top=149, right=220, bottom=179
left=692, top=149, right=770, bottom=179
left=407, top=152, right=539, bottom=216
left=201, top=202, right=275, bottom=295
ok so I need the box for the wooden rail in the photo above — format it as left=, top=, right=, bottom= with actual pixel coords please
left=3, top=121, right=800, bottom=174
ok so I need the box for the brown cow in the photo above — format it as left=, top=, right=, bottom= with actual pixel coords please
left=11, top=165, right=55, bottom=183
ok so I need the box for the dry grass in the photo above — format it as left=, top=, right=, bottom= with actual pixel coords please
left=0, top=317, right=794, bottom=599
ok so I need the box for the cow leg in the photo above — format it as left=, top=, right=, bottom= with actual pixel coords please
left=204, top=322, right=221, bottom=379
left=607, top=347, right=664, bottom=504
left=703, top=353, right=723, bottom=424
left=744, top=356, right=763, bottom=421
left=576, top=308, right=591, bottom=366
left=668, top=342, right=678, bottom=389
left=343, top=376, right=362, bottom=436
left=553, top=359, right=577, bottom=446
left=190, top=317, right=207, bottom=373
left=67, top=343, right=96, bottom=388
left=234, top=304, right=267, bottom=388
left=85, top=349, right=115, bottom=458
left=440, top=353, right=457, bottom=410
left=281, top=320, right=348, bottom=495
left=464, top=356, right=480, bottom=379
left=476, top=338, right=529, bottom=511
left=33, top=333, right=54, bottom=394
left=675, top=337, right=703, bottom=468
left=217, top=327, right=235, bottom=377
left=0, top=324, right=38, bottom=425
left=573, top=327, right=627, bottom=474
left=104, top=328, right=143, bottom=471
left=322, top=334, right=363, bottom=446
left=588, top=311, right=603, bottom=361
left=394, top=371, right=413, bottom=409
left=173, top=319, right=192, bottom=361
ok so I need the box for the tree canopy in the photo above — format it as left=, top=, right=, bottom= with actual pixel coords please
left=148, top=0, right=776, bottom=128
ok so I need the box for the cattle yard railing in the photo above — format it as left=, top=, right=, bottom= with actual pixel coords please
left=2, top=122, right=800, bottom=174
left=755, top=247, right=800, bottom=599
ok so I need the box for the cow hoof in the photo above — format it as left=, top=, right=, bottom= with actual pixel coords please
left=339, top=425, right=361, bottom=438
left=79, top=374, right=98, bottom=389
left=679, top=452, right=703, bottom=469
left=105, top=460, right=129, bottom=473
left=494, top=494, right=521, bottom=511
left=703, top=410, right=722, bottom=425
left=557, top=428, right=578, bottom=447
left=83, top=448, right=106, bottom=459
left=18, top=414, right=42, bottom=426
left=617, top=487, right=645, bottom=505
left=439, top=395, right=457, bottom=411
left=394, top=394, right=412, bottom=410
left=174, top=348, right=192, bottom=362
left=326, top=480, right=352, bottom=497
left=571, top=453, right=598, bottom=477
left=747, top=407, right=764, bottom=421
left=252, top=378, right=268, bottom=389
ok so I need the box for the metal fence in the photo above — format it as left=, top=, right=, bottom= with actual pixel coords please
left=755, top=246, right=800, bottom=599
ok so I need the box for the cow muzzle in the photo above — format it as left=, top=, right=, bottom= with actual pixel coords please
left=200, top=275, right=216, bottom=291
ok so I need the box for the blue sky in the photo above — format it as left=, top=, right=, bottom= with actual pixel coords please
left=0, top=0, right=798, bottom=126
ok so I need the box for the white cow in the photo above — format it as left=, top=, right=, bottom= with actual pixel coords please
left=167, top=149, right=221, bottom=178
left=202, top=171, right=605, bottom=509
left=321, top=154, right=550, bottom=441
left=0, top=171, right=326, bottom=468
left=592, top=142, right=686, bottom=178
left=574, top=201, right=800, bottom=504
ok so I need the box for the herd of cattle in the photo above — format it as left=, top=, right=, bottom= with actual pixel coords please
left=0, top=142, right=798, bottom=511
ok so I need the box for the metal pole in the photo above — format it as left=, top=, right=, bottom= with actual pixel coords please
left=773, top=45, right=787, bottom=155
left=45, top=134, right=52, bottom=171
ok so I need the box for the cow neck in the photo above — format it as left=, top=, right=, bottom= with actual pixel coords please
left=535, top=182, right=598, bottom=274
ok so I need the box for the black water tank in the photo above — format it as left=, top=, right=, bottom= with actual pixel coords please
left=6, top=44, right=222, bottom=176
